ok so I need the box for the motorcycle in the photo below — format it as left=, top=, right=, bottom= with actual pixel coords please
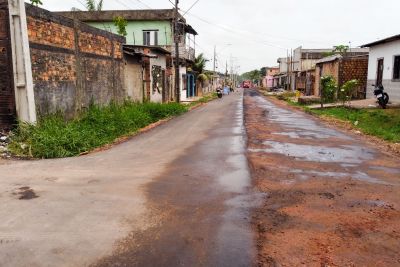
left=373, top=85, right=389, bottom=109
left=216, top=89, right=223, bottom=99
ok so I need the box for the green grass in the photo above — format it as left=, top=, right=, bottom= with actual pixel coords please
left=309, top=107, right=400, bottom=143
left=9, top=101, right=188, bottom=159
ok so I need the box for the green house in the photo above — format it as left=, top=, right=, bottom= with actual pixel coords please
left=56, top=9, right=198, bottom=62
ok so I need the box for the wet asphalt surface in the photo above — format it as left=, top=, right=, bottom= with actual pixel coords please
left=93, top=90, right=260, bottom=267
left=1, top=89, right=399, bottom=266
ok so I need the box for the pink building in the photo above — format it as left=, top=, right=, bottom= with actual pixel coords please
left=263, top=66, right=280, bottom=88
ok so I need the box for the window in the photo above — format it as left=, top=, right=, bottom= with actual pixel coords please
left=143, top=30, right=158, bottom=46
left=393, top=55, right=400, bottom=81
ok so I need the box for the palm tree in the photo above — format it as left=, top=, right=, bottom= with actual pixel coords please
left=86, top=0, right=104, bottom=11
left=193, top=53, right=210, bottom=83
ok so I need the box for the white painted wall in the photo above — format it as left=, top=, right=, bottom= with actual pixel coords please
left=179, top=66, right=188, bottom=101
left=367, top=40, right=400, bottom=80
left=149, top=53, right=167, bottom=103
left=366, top=39, right=400, bottom=100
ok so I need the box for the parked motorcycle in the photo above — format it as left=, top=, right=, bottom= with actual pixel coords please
left=373, top=85, right=389, bottom=109
left=216, top=89, right=223, bottom=99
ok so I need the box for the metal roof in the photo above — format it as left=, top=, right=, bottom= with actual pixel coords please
left=361, top=34, right=400, bottom=47
left=123, top=45, right=171, bottom=55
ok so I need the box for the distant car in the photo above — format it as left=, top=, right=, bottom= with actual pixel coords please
left=242, top=80, right=252, bottom=88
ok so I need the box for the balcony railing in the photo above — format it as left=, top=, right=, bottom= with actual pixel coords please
left=171, top=44, right=195, bottom=62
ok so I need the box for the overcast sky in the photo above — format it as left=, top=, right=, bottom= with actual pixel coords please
left=36, top=0, right=399, bottom=73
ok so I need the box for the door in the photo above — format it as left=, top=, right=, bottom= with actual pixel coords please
left=161, top=70, right=167, bottom=103
left=376, top=58, right=384, bottom=86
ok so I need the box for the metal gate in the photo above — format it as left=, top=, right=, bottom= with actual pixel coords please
left=0, top=0, right=16, bottom=130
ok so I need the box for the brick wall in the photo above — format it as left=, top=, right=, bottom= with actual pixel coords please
left=339, top=56, right=369, bottom=99
left=26, top=4, right=125, bottom=117
left=0, top=0, right=16, bottom=130
left=314, top=61, right=340, bottom=95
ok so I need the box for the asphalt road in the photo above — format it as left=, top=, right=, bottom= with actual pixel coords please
left=0, top=89, right=257, bottom=267
left=1, top=88, right=398, bottom=267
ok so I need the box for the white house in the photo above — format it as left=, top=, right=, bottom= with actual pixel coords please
left=361, top=34, right=400, bottom=101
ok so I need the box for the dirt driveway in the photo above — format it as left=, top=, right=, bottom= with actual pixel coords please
left=244, top=89, right=400, bottom=266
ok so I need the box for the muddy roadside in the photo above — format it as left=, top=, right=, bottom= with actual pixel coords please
left=244, top=89, right=400, bottom=266
left=263, top=93, right=400, bottom=157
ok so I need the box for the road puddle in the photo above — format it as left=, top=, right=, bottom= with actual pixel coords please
left=250, top=140, right=374, bottom=164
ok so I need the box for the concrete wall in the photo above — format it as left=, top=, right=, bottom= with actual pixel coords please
left=149, top=53, right=166, bottom=103
left=0, top=0, right=16, bottom=129
left=179, top=66, right=188, bottom=101
left=26, top=4, right=125, bottom=117
left=88, top=21, right=173, bottom=47
left=315, top=60, right=340, bottom=95
left=124, top=56, right=143, bottom=102
left=366, top=40, right=400, bottom=101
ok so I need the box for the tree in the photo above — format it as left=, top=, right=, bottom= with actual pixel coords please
left=30, top=0, right=43, bottom=6
left=86, top=0, right=103, bottom=11
left=333, top=45, right=349, bottom=56
left=193, top=53, right=210, bottom=83
left=322, top=45, right=350, bottom=57
left=260, top=67, right=267, bottom=77
left=113, top=16, right=128, bottom=36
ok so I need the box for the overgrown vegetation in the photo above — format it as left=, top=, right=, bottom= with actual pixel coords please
left=113, top=16, right=128, bottom=36
left=86, top=0, right=103, bottom=11
left=30, top=0, right=43, bottom=6
left=309, top=107, right=400, bottom=143
left=338, top=79, right=359, bottom=106
left=320, top=75, right=338, bottom=104
left=276, top=91, right=296, bottom=101
left=9, top=101, right=187, bottom=159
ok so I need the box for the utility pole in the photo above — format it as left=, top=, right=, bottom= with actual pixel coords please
left=213, top=45, right=216, bottom=90
left=174, top=0, right=180, bottom=103
left=225, top=60, right=228, bottom=86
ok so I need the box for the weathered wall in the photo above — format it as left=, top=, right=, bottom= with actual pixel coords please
left=0, top=0, right=16, bottom=129
left=26, top=4, right=125, bottom=117
left=149, top=52, right=167, bottom=103
left=87, top=21, right=173, bottom=47
left=340, top=56, right=368, bottom=99
left=314, top=60, right=339, bottom=95
left=124, top=56, right=143, bottom=102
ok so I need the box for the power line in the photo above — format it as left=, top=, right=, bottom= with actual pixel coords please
left=186, top=12, right=333, bottom=49
left=182, top=0, right=200, bottom=16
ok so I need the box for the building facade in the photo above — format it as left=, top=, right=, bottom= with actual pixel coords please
left=56, top=10, right=198, bottom=102
left=315, top=54, right=369, bottom=99
left=362, top=34, right=400, bottom=101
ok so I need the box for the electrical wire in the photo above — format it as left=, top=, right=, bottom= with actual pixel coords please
left=182, top=0, right=200, bottom=16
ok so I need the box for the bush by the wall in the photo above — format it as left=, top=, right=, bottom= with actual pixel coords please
left=9, top=101, right=188, bottom=158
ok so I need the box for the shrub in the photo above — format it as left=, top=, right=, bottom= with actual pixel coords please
left=277, top=91, right=296, bottom=101
left=320, top=76, right=337, bottom=103
left=9, top=101, right=188, bottom=158
left=338, top=79, right=359, bottom=106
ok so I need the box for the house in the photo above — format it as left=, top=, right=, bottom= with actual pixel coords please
left=262, top=66, right=279, bottom=88
left=361, top=34, right=400, bottom=101
left=315, top=53, right=369, bottom=99
left=56, top=9, right=198, bottom=102
left=292, top=47, right=334, bottom=95
left=123, top=45, right=172, bottom=103
left=274, top=57, right=289, bottom=89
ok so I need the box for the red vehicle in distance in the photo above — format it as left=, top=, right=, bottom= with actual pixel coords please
left=242, top=80, right=252, bottom=88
